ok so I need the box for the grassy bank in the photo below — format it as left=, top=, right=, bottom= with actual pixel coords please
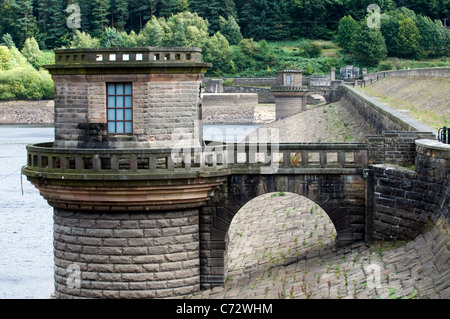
left=356, top=76, right=450, bottom=130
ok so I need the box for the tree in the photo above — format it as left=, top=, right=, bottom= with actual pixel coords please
left=336, top=15, right=359, bottom=53
left=21, top=37, right=42, bottom=68
left=415, top=15, right=442, bottom=57
left=91, top=0, right=111, bottom=37
left=112, top=0, right=130, bottom=31
left=171, top=18, right=187, bottom=46
left=157, top=0, right=183, bottom=18
left=139, top=16, right=164, bottom=46
left=99, top=27, right=125, bottom=48
left=12, top=0, right=39, bottom=47
left=189, top=0, right=236, bottom=33
left=1, top=34, right=16, bottom=48
left=397, top=16, right=421, bottom=58
left=267, top=0, right=291, bottom=41
left=247, top=0, right=273, bottom=41
left=351, top=20, right=387, bottom=67
left=202, top=32, right=233, bottom=75
left=218, top=16, right=243, bottom=45
left=70, top=30, right=101, bottom=48
left=290, top=0, right=328, bottom=39
left=0, top=46, right=11, bottom=71
left=380, top=11, right=401, bottom=57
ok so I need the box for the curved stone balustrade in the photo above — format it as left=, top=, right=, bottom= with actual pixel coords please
left=23, top=142, right=368, bottom=211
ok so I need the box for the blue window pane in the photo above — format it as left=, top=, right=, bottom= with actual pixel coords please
left=116, top=109, right=124, bottom=121
left=116, top=97, right=124, bottom=108
left=125, top=109, right=132, bottom=121
left=125, top=83, right=132, bottom=95
left=125, top=122, right=132, bottom=133
left=108, top=96, right=115, bottom=108
left=108, top=84, right=115, bottom=95
left=125, top=96, right=132, bottom=108
left=108, top=109, right=115, bottom=121
left=116, top=84, right=124, bottom=95
left=108, top=124, right=116, bottom=134
left=116, top=122, right=124, bottom=134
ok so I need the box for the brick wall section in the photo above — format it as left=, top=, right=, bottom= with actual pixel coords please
left=371, top=140, right=450, bottom=241
left=53, top=208, right=200, bottom=299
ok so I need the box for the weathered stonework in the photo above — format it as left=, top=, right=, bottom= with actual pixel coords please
left=370, top=140, right=450, bottom=241
left=200, top=172, right=367, bottom=288
left=53, top=208, right=200, bottom=298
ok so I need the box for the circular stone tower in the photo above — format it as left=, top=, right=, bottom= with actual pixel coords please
left=22, top=47, right=228, bottom=298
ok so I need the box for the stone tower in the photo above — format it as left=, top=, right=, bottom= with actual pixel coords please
left=22, top=47, right=228, bottom=298
left=271, top=69, right=308, bottom=120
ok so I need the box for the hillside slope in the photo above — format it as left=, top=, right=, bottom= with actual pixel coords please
left=357, top=77, right=450, bottom=130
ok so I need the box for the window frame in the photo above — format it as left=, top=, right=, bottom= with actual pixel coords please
left=106, top=82, right=133, bottom=135
left=286, top=74, right=292, bottom=85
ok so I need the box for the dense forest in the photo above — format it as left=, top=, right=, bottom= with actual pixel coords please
left=0, top=0, right=449, bottom=49
left=0, top=0, right=449, bottom=99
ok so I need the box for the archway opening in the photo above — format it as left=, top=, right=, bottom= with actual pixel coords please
left=225, top=192, right=337, bottom=292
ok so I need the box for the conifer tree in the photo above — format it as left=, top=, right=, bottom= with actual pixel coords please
left=218, top=15, right=243, bottom=45
left=91, top=0, right=111, bottom=36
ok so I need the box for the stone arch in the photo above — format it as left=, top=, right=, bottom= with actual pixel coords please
left=200, top=173, right=366, bottom=288
left=225, top=191, right=337, bottom=278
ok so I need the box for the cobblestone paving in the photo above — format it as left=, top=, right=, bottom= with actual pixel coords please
left=190, top=193, right=450, bottom=299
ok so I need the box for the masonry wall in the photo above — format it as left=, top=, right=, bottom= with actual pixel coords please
left=53, top=208, right=200, bottom=299
left=371, top=140, right=450, bottom=241
left=342, top=86, right=436, bottom=134
left=366, top=131, right=436, bottom=166
left=274, top=95, right=307, bottom=120
left=52, top=74, right=202, bottom=149
left=364, top=67, right=450, bottom=82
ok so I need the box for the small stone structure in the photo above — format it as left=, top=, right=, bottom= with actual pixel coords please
left=47, top=47, right=208, bottom=149
left=271, top=69, right=308, bottom=120
left=340, top=65, right=360, bottom=79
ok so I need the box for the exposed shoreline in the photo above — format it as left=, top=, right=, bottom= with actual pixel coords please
left=0, top=100, right=54, bottom=125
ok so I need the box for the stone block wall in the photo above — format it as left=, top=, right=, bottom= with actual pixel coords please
left=52, top=74, right=202, bottom=149
left=274, top=95, right=307, bottom=120
left=370, top=140, right=450, bottom=241
left=366, top=131, right=435, bottom=166
left=53, top=208, right=200, bottom=299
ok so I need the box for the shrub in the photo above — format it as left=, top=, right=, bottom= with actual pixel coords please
left=378, top=61, right=394, bottom=71
left=0, top=66, right=54, bottom=100
left=70, top=31, right=100, bottom=48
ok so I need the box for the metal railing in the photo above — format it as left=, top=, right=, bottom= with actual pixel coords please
left=438, top=126, right=449, bottom=144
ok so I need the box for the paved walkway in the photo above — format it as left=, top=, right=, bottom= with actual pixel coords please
left=189, top=193, right=449, bottom=299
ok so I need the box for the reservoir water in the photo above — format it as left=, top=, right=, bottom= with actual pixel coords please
left=0, top=124, right=259, bottom=299
left=0, top=126, right=54, bottom=299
